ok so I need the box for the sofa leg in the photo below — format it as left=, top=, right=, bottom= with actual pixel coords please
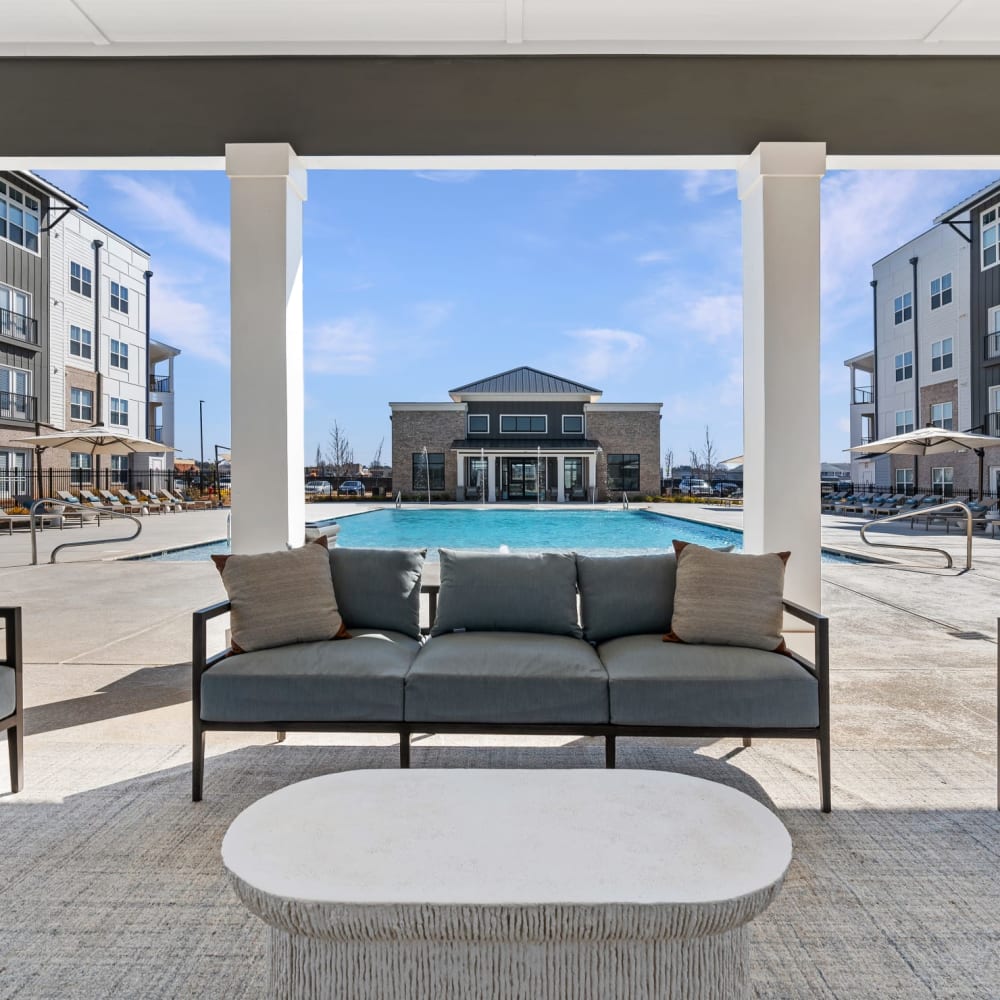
left=276, top=730, right=286, bottom=743
left=192, top=729, right=205, bottom=802
left=399, top=732, right=410, bottom=769
left=7, top=724, right=22, bottom=793
left=742, top=736, right=752, bottom=748
left=605, top=735, right=616, bottom=769
left=817, top=736, right=832, bottom=813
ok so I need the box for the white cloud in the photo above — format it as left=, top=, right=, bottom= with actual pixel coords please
left=150, top=268, right=229, bottom=366
left=564, top=328, right=647, bottom=383
left=682, top=171, right=738, bottom=203
left=103, top=175, right=230, bottom=264
left=413, top=171, right=480, bottom=184
left=635, top=249, right=673, bottom=265
left=307, top=317, right=377, bottom=375
left=412, top=300, right=454, bottom=330
left=685, top=293, right=743, bottom=344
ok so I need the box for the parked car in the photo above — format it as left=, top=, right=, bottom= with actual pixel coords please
left=712, top=481, right=741, bottom=497
left=337, top=480, right=365, bottom=497
left=305, top=480, right=333, bottom=496
left=678, top=477, right=712, bottom=496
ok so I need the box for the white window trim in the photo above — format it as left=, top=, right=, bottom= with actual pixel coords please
left=70, top=387, right=93, bottom=422
left=561, top=414, right=585, bottom=434
left=70, top=261, right=93, bottom=298
left=929, top=272, right=953, bottom=310
left=894, top=409, right=914, bottom=435
left=893, top=291, right=913, bottom=325
left=988, top=384, right=1000, bottom=414
left=499, top=413, right=548, bottom=434
left=894, top=351, right=913, bottom=382
left=930, top=401, right=954, bottom=430
left=109, top=397, right=129, bottom=427
left=467, top=413, right=489, bottom=434
left=930, top=337, right=954, bottom=372
left=0, top=179, right=41, bottom=256
left=982, top=206, right=1000, bottom=272
left=111, top=339, right=128, bottom=370
left=110, top=281, right=129, bottom=314
left=69, top=325, right=93, bottom=361
left=0, top=282, right=31, bottom=316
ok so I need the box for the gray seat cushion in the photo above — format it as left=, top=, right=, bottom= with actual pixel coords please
left=432, top=549, right=582, bottom=638
left=0, top=665, right=14, bottom=720
left=329, top=548, right=426, bottom=639
left=576, top=553, right=677, bottom=643
left=405, top=632, right=608, bottom=724
left=201, top=629, right=420, bottom=723
left=598, top=634, right=818, bottom=729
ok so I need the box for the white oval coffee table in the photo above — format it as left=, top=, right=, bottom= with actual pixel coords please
left=223, top=769, right=791, bottom=1000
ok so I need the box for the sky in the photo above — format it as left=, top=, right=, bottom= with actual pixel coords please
left=39, top=166, right=1000, bottom=469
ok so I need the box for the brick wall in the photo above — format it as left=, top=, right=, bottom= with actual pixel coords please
left=390, top=407, right=466, bottom=495
left=585, top=408, right=661, bottom=499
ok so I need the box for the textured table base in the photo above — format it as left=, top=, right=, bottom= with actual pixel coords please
left=269, top=927, right=750, bottom=1000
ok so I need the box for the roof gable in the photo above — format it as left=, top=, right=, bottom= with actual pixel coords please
left=450, top=366, right=601, bottom=397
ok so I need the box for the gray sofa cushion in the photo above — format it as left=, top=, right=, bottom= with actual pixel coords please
left=329, top=547, right=426, bottom=640
left=201, top=629, right=420, bottom=723
left=598, top=634, right=818, bottom=729
left=405, top=632, right=608, bottom=724
left=0, top=665, right=14, bottom=720
left=431, top=549, right=582, bottom=638
left=576, top=553, right=677, bottom=643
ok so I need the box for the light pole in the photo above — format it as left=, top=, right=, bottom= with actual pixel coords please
left=199, top=400, right=205, bottom=494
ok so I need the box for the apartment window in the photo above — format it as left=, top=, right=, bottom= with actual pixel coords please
left=70, top=452, right=92, bottom=487
left=0, top=179, right=40, bottom=253
left=562, top=414, right=584, bottom=434
left=500, top=415, right=546, bottom=433
left=0, top=284, right=32, bottom=343
left=111, top=339, right=128, bottom=370
left=932, top=466, right=954, bottom=497
left=70, top=262, right=92, bottom=298
left=982, top=207, right=999, bottom=269
left=110, top=281, right=129, bottom=314
left=0, top=366, right=31, bottom=420
left=931, top=338, right=953, bottom=372
left=412, top=452, right=445, bottom=491
left=69, top=325, right=92, bottom=360
left=467, top=414, right=488, bottom=434
left=109, top=397, right=128, bottom=427
left=895, top=468, right=914, bottom=495
left=893, top=292, right=912, bottom=325
left=70, top=387, right=93, bottom=422
left=0, top=451, right=28, bottom=497
left=930, top=401, right=954, bottom=431
left=988, top=306, right=1000, bottom=360
left=110, top=455, right=129, bottom=485
left=894, top=351, right=913, bottom=382
left=930, top=273, right=952, bottom=309
left=895, top=409, right=914, bottom=435
left=607, top=453, right=640, bottom=493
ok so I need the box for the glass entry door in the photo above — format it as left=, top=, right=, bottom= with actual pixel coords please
left=502, top=458, right=538, bottom=499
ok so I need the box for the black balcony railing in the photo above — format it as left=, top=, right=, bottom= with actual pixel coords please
left=0, top=391, right=37, bottom=422
left=985, top=411, right=1000, bottom=437
left=0, top=308, right=38, bottom=346
left=986, top=332, right=1000, bottom=360
left=149, top=376, right=171, bottom=393
left=859, top=436, right=874, bottom=445
left=150, top=425, right=164, bottom=443
left=852, top=387, right=873, bottom=404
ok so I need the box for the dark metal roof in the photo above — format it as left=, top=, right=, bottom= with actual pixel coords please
left=935, top=177, right=1000, bottom=223
left=450, top=366, right=600, bottom=395
left=451, top=438, right=601, bottom=451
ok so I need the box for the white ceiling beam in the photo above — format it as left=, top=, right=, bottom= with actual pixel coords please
left=505, top=0, right=524, bottom=44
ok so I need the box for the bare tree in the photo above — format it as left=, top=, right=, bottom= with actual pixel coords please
left=327, top=422, right=355, bottom=479
left=663, top=448, right=674, bottom=489
left=369, top=437, right=385, bottom=474
left=700, top=426, right=718, bottom=481
left=314, top=444, right=325, bottom=474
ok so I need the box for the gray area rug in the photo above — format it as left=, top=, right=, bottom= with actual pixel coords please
left=1, top=738, right=998, bottom=999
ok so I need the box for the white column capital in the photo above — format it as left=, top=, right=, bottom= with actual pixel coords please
left=738, top=142, right=826, bottom=200
left=225, top=143, right=307, bottom=201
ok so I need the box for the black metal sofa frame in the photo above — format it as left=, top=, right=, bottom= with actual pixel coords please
left=1, top=607, right=23, bottom=794
left=192, top=587, right=830, bottom=811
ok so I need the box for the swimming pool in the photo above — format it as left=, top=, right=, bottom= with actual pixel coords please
left=141, top=508, right=858, bottom=562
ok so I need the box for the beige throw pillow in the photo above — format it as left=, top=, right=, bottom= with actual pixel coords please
left=664, top=540, right=790, bottom=653
left=212, top=536, right=349, bottom=653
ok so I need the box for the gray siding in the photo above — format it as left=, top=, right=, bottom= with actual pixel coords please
left=0, top=173, right=49, bottom=428
left=968, top=190, right=1000, bottom=432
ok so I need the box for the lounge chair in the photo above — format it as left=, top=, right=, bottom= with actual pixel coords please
left=161, top=489, right=210, bottom=511
left=54, top=490, right=103, bottom=526
left=142, top=488, right=180, bottom=512
left=842, top=493, right=874, bottom=514
left=869, top=494, right=907, bottom=517
left=96, top=489, right=142, bottom=515
left=821, top=491, right=847, bottom=512
left=118, top=488, right=162, bottom=515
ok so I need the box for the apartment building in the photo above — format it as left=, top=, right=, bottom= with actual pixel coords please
left=0, top=171, right=180, bottom=500
left=391, top=366, right=662, bottom=501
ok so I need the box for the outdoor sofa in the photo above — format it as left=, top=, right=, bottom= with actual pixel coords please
left=1, top=607, right=23, bottom=793
left=192, top=546, right=831, bottom=810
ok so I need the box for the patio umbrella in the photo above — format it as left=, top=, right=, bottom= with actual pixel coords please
left=12, top=424, right=174, bottom=456
left=847, top=427, right=1000, bottom=496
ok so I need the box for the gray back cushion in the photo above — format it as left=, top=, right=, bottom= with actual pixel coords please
left=432, top=549, right=582, bottom=638
left=329, top=547, right=426, bottom=639
left=576, top=553, right=677, bottom=643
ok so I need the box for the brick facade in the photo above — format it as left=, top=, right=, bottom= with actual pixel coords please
left=390, top=407, right=466, bottom=496
left=585, top=407, right=662, bottom=499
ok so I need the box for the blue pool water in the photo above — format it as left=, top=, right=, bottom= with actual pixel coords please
left=142, top=508, right=858, bottom=562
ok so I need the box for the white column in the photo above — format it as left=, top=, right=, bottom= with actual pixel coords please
left=588, top=454, right=597, bottom=502
left=739, top=142, right=826, bottom=611
left=487, top=455, right=497, bottom=503
left=226, top=143, right=307, bottom=553
left=456, top=453, right=465, bottom=500
left=557, top=456, right=566, bottom=502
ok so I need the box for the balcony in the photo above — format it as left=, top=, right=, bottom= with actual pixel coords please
left=0, top=391, right=37, bottom=422
left=149, top=376, right=171, bottom=393
left=852, top=387, right=873, bottom=404
left=985, top=332, right=1000, bottom=361
left=150, top=425, right=164, bottom=443
left=0, top=308, right=38, bottom=346
left=985, top=411, right=1000, bottom=437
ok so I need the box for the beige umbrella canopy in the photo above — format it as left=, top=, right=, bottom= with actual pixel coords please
left=13, top=424, right=174, bottom=455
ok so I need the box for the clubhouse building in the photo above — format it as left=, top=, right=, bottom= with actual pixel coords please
left=390, top=366, right=661, bottom=502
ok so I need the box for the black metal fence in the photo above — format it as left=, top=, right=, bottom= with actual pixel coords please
left=823, top=482, right=1000, bottom=503
left=304, top=474, right=394, bottom=498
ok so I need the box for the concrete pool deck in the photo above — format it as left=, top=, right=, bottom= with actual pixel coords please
left=0, top=500, right=996, bottom=997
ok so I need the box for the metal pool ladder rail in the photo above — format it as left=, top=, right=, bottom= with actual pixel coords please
left=859, top=501, right=974, bottom=570
left=29, top=498, right=142, bottom=565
